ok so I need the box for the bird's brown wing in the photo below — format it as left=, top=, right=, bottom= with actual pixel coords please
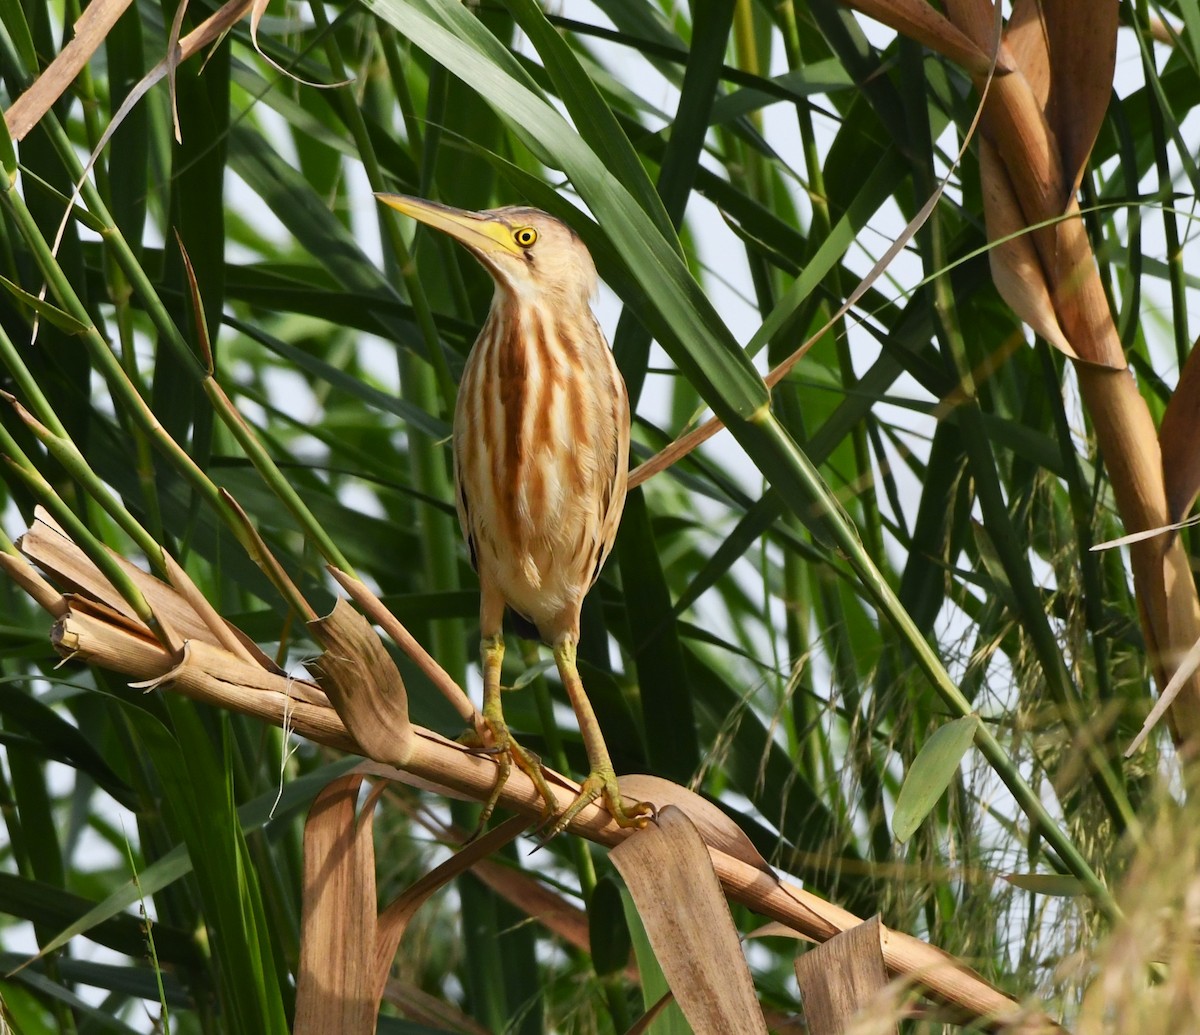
left=453, top=465, right=479, bottom=574
left=589, top=371, right=631, bottom=590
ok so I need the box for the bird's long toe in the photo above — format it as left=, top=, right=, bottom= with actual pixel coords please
left=542, top=765, right=653, bottom=840
left=462, top=717, right=559, bottom=833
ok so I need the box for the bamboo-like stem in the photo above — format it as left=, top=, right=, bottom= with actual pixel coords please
left=0, top=159, right=239, bottom=539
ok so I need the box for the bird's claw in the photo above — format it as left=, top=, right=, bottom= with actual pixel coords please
left=537, top=767, right=654, bottom=843
left=459, top=719, right=558, bottom=838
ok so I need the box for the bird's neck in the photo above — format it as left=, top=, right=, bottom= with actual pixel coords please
left=487, top=289, right=600, bottom=357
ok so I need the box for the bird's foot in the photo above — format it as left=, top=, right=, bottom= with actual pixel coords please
left=459, top=718, right=558, bottom=836
left=541, top=764, right=654, bottom=841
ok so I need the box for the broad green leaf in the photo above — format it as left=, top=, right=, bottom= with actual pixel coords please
left=893, top=715, right=980, bottom=844
left=1003, top=874, right=1086, bottom=897
left=617, top=489, right=697, bottom=782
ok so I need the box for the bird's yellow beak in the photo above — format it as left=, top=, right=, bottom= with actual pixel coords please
left=375, top=193, right=523, bottom=258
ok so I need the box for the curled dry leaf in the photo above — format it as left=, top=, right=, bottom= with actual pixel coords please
left=1090, top=514, right=1200, bottom=552
left=308, top=599, right=412, bottom=767
left=296, top=779, right=527, bottom=1033
left=1125, top=633, right=1200, bottom=757
left=327, top=565, right=475, bottom=724
left=844, top=0, right=1004, bottom=77
left=1160, top=339, right=1200, bottom=524
left=1004, top=0, right=1051, bottom=111
left=746, top=920, right=816, bottom=943
left=979, top=141, right=1076, bottom=359
left=21, top=506, right=278, bottom=669
left=1036, top=0, right=1119, bottom=201
left=619, top=774, right=775, bottom=874
left=1003, top=0, right=1117, bottom=206
left=611, top=806, right=768, bottom=1035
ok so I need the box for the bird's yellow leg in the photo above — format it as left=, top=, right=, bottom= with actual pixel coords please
left=467, top=633, right=559, bottom=829
left=545, top=636, right=654, bottom=838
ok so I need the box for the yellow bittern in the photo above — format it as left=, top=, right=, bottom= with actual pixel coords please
left=377, top=193, right=653, bottom=837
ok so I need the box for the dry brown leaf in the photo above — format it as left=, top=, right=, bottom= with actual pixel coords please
left=248, top=0, right=350, bottom=88
left=1126, top=633, right=1200, bottom=756
left=1039, top=0, right=1118, bottom=201
left=1004, top=0, right=1051, bottom=110
left=795, top=916, right=898, bottom=1035
left=746, top=921, right=817, bottom=944
left=978, top=74, right=1063, bottom=240
left=1161, top=340, right=1200, bottom=523
left=327, top=565, right=476, bottom=724
left=296, top=780, right=525, bottom=1032
left=943, top=0, right=999, bottom=58
left=843, top=0, right=1003, bottom=77
left=294, top=774, right=380, bottom=1035
left=611, top=806, right=768, bottom=1034
left=618, top=774, right=774, bottom=874
left=4, top=0, right=136, bottom=141
left=1090, top=514, right=1200, bottom=551
left=16, top=506, right=187, bottom=655
left=979, top=141, right=1076, bottom=359
left=308, top=599, right=413, bottom=766
left=165, top=0, right=190, bottom=143
left=21, top=506, right=280, bottom=670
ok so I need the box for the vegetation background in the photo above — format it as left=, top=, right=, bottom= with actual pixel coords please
left=0, top=0, right=1198, bottom=1031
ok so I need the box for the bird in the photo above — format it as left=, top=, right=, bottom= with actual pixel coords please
left=376, top=193, right=653, bottom=837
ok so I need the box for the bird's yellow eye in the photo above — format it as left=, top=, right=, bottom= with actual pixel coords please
left=513, top=227, right=538, bottom=248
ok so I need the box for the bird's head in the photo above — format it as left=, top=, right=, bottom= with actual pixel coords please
left=376, top=194, right=598, bottom=308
